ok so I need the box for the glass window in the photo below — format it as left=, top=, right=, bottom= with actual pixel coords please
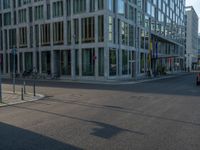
left=109, top=49, right=116, bottom=76
left=98, top=15, right=104, bottom=42
left=81, top=17, right=95, bottom=43
left=140, top=53, right=145, bottom=73
left=118, top=0, right=124, bottom=15
left=61, top=50, right=71, bottom=76
left=41, top=51, right=51, bottom=74
left=82, top=48, right=95, bottom=76
left=75, top=49, right=79, bottom=75
left=98, top=48, right=104, bottom=76
left=122, top=50, right=128, bottom=75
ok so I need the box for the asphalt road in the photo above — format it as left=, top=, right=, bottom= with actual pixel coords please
left=0, top=73, right=200, bottom=150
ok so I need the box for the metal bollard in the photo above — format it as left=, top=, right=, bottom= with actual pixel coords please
left=33, top=82, right=36, bottom=96
left=21, top=87, right=24, bottom=100
left=23, top=81, right=26, bottom=94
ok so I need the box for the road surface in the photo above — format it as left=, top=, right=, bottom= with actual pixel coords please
left=0, top=73, right=200, bottom=150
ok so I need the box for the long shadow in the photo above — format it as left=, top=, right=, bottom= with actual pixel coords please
left=0, top=122, right=82, bottom=150
left=2, top=73, right=200, bottom=97
left=15, top=98, right=200, bottom=128
left=11, top=104, right=144, bottom=139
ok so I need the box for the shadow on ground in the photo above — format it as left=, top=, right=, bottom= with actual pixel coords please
left=10, top=104, right=144, bottom=140
left=0, top=122, right=82, bottom=150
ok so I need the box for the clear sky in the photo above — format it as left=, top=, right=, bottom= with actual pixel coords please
left=186, top=0, right=200, bottom=31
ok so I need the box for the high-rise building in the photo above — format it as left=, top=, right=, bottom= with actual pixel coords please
left=0, top=0, right=186, bottom=80
left=198, top=34, right=200, bottom=67
left=185, top=6, right=199, bottom=71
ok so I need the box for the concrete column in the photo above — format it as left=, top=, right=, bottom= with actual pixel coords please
left=95, top=15, right=98, bottom=77
left=95, top=15, right=98, bottom=44
left=79, top=48, right=82, bottom=77
left=63, top=0, right=67, bottom=46
left=135, top=27, right=140, bottom=78
left=118, top=19, right=122, bottom=77
left=71, top=15, right=76, bottom=80
left=104, top=8, right=109, bottom=79
left=32, top=25, right=36, bottom=49
left=95, top=47, right=98, bottom=77
left=86, top=0, right=89, bottom=12
left=7, top=30, right=10, bottom=74
left=27, top=11, right=30, bottom=48
left=95, top=0, right=98, bottom=11
left=118, top=49, right=122, bottom=76
left=78, top=18, right=82, bottom=77
left=43, top=0, right=47, bottom=20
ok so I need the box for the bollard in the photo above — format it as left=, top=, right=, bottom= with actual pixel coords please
left=23, top=81, right=26, bottom=94
left=33, top=82, right=36, bottom=96
left=21, top=87, right=24, bottom=100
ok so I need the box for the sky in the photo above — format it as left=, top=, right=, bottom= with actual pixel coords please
left=186, top=0, right=200, bottom=31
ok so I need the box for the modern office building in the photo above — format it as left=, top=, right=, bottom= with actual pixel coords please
left=185, top=6, right=199, bottom=71
left=0, top=0, right=186, bottom=81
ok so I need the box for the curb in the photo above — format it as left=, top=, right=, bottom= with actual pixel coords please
left=0, top=91, right=45, bottom=107
left=2, top=73, right=191, bottom=85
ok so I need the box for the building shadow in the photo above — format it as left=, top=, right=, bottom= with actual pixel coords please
left=38, top=98, right=200, bottom=127
left=0, top=122, right=83, bottom=150
left=89, top=121, right=144, bottom=139
left=11, top=104, right=145, bottom=140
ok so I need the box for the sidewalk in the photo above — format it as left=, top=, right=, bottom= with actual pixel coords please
left=59, top=72, right=190, bottom=85
left=0, top=91, right=44, bottom=107
left=119, top=72, right=190, bottom=85
left=2, top=72, right=190, bottom=85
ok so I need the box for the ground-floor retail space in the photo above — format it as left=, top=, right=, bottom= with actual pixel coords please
left=0, top=47, right=185, bottom=80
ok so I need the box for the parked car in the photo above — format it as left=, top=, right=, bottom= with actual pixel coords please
left=197, top=72, right=200, bottom=86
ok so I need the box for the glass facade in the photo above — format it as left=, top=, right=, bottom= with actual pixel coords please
left=0, top=0, right=186, bottom=80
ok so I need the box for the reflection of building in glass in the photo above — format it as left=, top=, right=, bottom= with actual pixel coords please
left=185, top=6, right=199, bottom=71
left=0, top=0, right=186, bottom=80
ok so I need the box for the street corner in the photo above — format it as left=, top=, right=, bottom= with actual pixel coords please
left=0, top=91, right=45, bottom=107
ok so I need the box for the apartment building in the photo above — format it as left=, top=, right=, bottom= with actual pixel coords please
left=0, top=0, right=186, bottom=80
